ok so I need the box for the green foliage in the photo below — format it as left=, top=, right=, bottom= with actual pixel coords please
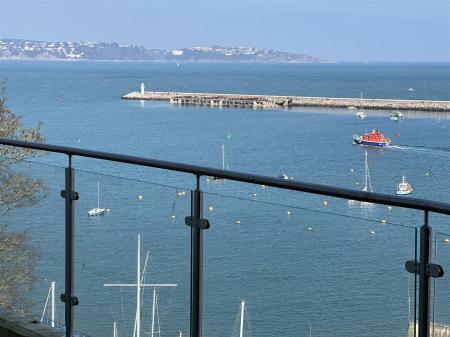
left=0, top=82, right=45, bottom=310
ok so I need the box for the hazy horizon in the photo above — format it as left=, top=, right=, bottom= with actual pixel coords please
left=1, top=0, right=449, bottom=62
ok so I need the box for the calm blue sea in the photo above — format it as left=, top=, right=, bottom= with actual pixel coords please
left=1, top=61, right=450, bottom=337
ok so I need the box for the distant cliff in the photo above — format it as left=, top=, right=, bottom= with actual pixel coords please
left=0, top=39, right=329, bottom=63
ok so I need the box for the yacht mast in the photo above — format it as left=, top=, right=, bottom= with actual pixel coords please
left=40, top=281, right=56, bottom=326
left=104, top=236, right=177, bottom=337
left=151, top=287, right=157, bottom=337
left=136, top=235, right=141, bottom=337
left=364, top=151, right=368, bottom=191
left=221, top=144, right=225, bottom=170
left=51, top=281, right=55, bottom=327
left=239, top=300, right=245, bottom=337
left=363, top=150, right=373, bottom=192
left=113, top=321, right=118, bottom=337
left=97, top=180, right=100, bottom=209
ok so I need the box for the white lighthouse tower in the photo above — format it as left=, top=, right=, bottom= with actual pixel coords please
left=140, top=82, right=145, bottom=95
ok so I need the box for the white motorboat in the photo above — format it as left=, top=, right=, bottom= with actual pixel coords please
left=396, top=175, right=413, bottom=195
left=390, top=110, right=404, bottom=120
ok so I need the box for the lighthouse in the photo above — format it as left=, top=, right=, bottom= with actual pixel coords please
left=140, top=82, right=145, bottom=95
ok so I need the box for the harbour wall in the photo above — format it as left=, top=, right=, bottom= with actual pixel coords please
left=122, top=91, right=450, bottom=112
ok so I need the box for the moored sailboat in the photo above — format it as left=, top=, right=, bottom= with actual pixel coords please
left=88, top=180, right=107, bottom=216
left=355, top=92, right=366, bottom=119
left=349, top=150, right=374, bottom=206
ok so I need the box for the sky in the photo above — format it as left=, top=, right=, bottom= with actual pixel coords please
left=0, top=0, right=449, bottom=62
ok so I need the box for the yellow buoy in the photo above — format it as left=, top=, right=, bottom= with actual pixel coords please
left=208, top=206, right=214, bottom=212
left=323, top=200, right=328, bottom=206
left=138, top=195, right=144, bottom=200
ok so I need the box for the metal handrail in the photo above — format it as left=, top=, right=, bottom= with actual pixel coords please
left=1, top=137, right=450, bottom=215
left=1, top=137, right=446, bottom=337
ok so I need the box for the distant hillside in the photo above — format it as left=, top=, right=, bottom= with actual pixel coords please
left=0, top=39, right=329, bottom=63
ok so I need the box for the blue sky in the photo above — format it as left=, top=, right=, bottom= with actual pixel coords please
left=1, top=0, right=449, bottom=61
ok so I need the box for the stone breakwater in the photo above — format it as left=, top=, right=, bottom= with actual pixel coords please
left=122, top=91, right=450, bottom=112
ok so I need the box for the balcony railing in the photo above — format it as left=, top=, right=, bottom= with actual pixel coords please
left=1, top=138, right=449, bottom=337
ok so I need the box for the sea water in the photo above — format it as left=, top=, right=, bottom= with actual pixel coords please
left=1, top=61, right=450, bottom=337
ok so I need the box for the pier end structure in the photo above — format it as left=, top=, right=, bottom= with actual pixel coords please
left=122, top=91, right=450, bottom=112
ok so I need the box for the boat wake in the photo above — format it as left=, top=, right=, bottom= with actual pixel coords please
left=391, top=145, right=450, bottom=156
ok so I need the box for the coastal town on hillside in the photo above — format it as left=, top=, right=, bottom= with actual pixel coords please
left=0, top=39, right=326, bottom=63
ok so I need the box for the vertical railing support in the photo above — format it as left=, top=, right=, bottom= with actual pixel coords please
left=60, top=155, right=79, bottom=337
left=185, top=175, right=210, bottom=337
left=418, top=211, right=431, bottom=337
left=406, top=210, right=444, bottom=337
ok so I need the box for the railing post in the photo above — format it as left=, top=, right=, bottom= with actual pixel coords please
left=406, top=210, right=444, bottom=337
left=418, top=211, right=431, bottom=337
left=60, top=156, right=79, bottom=337
left=185, top=175, right=210, bottom=337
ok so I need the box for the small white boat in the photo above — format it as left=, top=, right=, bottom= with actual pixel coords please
left=408, top=87, right=416, bottom=92
left=390, top=110, right=404, bottom=120
left=355, top=110, right=366, bottom=119
left=348, top=106, right=357, bottom=111
left=88, top=180, right=106, bottom=216
left=279, top=173, right=289, bottom=180
left=396, top=175, right=413, bottom=195
left=355, top=92, right=366, bottom=119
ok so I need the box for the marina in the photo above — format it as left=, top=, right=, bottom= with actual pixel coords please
left=123, top=88, right=450, bottom=112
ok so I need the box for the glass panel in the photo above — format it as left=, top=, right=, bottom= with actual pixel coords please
left=0, top=159, right=66, bottom=330
left=203, top=189, right=418, bottom=337
left=73, top=169, right=191, bottom=337
left=431, top=227, right=450, bottom=336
